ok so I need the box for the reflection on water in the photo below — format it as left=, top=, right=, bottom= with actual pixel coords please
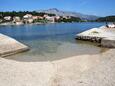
left=0, top=22, right=108, bottom=62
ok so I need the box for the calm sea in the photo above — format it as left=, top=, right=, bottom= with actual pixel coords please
left=0, top=22, right=107, bottom=61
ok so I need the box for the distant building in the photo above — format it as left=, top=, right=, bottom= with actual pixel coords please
left=23, top=14, right=33, bottom=24
left=23, top=14, right=33, bottom=19
left=43, top=15, right=48, bottom=18
left=55, top=16, right=60, bottom=20
left=13, top=16, right=21, bottom=22
left=32, top=16, right=44, bottom=20
left=37, top=16, right=44, bottom=19
left=32, top=16, right=38, bottom=20
left=63, top=16, right=71, bottom=19
left=13, top=16, right=23, bottom=25
left=0, top=19, right=2, bottom=23
left=4, top=16, right=11, bottom=21
left=44, top=15, right=55, bottom=23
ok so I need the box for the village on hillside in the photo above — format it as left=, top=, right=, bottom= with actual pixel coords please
left=0, top=12, right=82, bottom=25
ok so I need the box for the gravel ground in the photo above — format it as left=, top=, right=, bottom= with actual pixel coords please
left=0, top=49, right=115, bottom=86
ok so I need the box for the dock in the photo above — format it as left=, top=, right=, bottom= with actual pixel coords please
left=76, top=26, right=115, bottom=48
left=0, top=33, right=29, bottom=57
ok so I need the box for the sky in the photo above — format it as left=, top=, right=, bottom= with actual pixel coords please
left=0, top=0, right=115, bottom=16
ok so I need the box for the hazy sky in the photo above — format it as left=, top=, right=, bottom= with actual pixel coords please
left=0, top=0, right=115, bottom=16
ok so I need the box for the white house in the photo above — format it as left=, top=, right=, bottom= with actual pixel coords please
left=4, top=16, right=11, bottom=21
left=23, top=14, right=33, bottom=24
left=23, top=14, right=33, bottom=19
left=0, top=19, right=2, bottom=23
left=44, top=15, right=55, bottom=23
left=13, top=16, right=21, bottom=22
left=13, top=16, right=23, bottom=25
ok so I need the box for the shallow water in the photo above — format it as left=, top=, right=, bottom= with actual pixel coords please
left=0, top=22, right=108, bottom=61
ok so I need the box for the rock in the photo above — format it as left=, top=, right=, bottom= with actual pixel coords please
left=0, top=33, right=29, bottom=57
left=76, top=26, right=115, bottom=48
left=101, top=37, right=115, bottom=48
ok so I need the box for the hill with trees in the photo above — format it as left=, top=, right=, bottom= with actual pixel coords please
left=96, top=16, right=115, bottom=22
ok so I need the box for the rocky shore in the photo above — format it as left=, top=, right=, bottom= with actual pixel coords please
left=76, top=26, right=115, bottom=48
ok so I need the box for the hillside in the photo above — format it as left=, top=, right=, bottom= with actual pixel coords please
left=37, top=8, right=99, bottom=20
left=96, top=16, right=115, bottom=22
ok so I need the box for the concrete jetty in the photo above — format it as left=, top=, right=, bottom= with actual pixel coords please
left=0, top=33, right=29, bottom=57
left=76, top=26, right=115, bottom=48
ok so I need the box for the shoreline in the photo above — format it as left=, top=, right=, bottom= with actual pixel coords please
left=0, top=22, right=104, bottom=26
left=0, top=22, right=50, bottom=26
left=0, top=25, right=115, bottom=85
left=0, top=22, right=72, bottom=26
left=0, top=48, right=115, bottom=86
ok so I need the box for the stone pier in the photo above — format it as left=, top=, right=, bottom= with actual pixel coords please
left=76, top=26, right=115, bottom=48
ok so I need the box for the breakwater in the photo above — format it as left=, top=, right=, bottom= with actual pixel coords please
left=76, top=26, right=115, bottom=48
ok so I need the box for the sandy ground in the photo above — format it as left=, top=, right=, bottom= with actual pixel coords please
left=0, top=49, right=115, bottom=86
